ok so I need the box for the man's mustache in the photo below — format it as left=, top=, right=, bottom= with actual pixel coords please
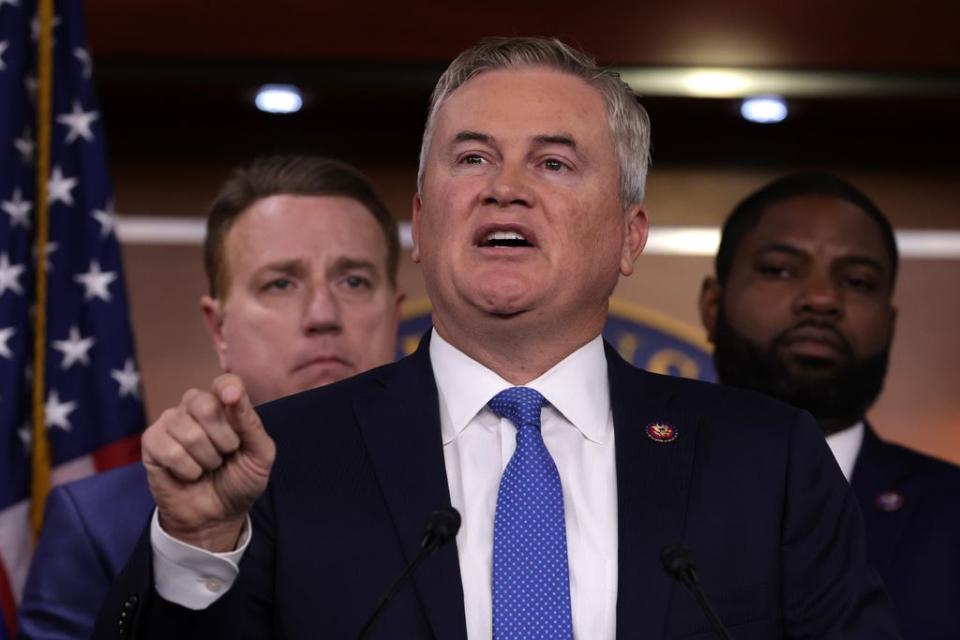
left=772, top=319, right=854, bottom=358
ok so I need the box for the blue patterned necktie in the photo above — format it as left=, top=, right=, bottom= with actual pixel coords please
left=490, top=387, right=574, bottom=639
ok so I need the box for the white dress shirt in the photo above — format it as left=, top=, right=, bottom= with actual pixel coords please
left=825, top=421, right=865, bottom=481
left=431, top=330, right=618, bottom=639
left=151, top=329, right=619, bottom=639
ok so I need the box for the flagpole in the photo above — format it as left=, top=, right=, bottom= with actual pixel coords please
left=31, top=0, right=55, bottom=540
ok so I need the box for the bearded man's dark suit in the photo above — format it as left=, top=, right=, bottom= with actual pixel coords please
left=93, top=337, right=899, bottom=639
left=851, top=423, right=960, bottom=639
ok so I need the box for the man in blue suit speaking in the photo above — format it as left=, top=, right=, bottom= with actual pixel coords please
left=17, top=155, right=404, bottom=639
left=699, top=172, right=960, bottom=639
left=94, top=38, right=900, bottom=638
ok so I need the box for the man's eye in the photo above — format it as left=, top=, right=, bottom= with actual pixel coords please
left=264, top=278, right=294, bottom=291
left=757, top=265, right=791, bottom=279
left=342, top=275, right=371, bottom=289
left=543, top=158, right=568, bottom=172
left=844, top=276, right=877, bottom=292
left=461, top=154, right=486, bottom=165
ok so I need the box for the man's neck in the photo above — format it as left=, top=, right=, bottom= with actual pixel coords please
left=819, top=415, right=864, bottom=437
left=432, top=316, right=603, bottom=385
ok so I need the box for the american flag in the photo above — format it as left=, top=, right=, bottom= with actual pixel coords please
left=0, top=1, right=146, bottom=636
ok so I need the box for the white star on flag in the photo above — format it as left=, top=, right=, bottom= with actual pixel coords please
left=0, top=41, right=9, bottom=72
left=74, top=260, right=117, bottom=301
left=56, top=100, right=99, bottom=143
left=92, top=201, right=117, bottom=237
left=73, top=47, right=93, bottom=78
left=31, top=13, right=61, bottom=42
left=1, top=188, right=32, bottom=229
left=0, top=326, right=14, bottom=359
left=45, top=389, right=77, bottom=432
left=111, top=358, right=142, bottom=398
left=14, top=128, right=35, bottom=164
left=0, top=252, right=26, bottom=296
left=52, top=325, right=95, bottom=369
left=48, top=165, right=78, bottom=206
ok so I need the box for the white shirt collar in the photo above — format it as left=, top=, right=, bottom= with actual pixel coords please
left=825, top=420, right=865, bottom=481
left=429, top=329, right=611, bottom=445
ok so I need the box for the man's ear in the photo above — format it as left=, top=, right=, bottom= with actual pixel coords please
left=200, top=295, right=229, bottom=370
left=411, top=193, right=423, bottom=264
left=699, top=276, right=722, bottom=343
left=619, top=205, right=649, bottom=277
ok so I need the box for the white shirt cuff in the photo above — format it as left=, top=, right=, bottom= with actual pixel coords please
left=150, top=508, right=251, bottom=610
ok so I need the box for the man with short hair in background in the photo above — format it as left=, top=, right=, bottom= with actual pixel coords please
left=18, top=155, right=404, bottom=639
left=699, top=171, right=960, bottom=639
left=94, top=39, right=899, bottom=639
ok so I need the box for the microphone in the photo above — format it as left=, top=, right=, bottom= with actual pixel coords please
left=357, top=507, right=462, bottom=639
left=661, top=543, right=733, bottom=640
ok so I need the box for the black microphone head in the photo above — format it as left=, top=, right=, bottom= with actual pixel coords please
left=660, top=542, right=697, bottom=586
left=422, top=507, right=461, bottom=551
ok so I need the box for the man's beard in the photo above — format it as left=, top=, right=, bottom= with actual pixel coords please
left=712, top=305, right=890, bottom=433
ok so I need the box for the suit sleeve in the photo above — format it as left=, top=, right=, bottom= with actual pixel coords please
left=91, top=487, right=277, bottom=639
left=780, top=411, right=901, bottom=639
left=18, top=486, right=109, bottom=640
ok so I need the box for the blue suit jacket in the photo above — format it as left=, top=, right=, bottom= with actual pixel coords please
left=18, top=463, right=153, bottom=640
left=851, top=424, right=960, bottom=639
left=93, top=339, right=899, bottom=639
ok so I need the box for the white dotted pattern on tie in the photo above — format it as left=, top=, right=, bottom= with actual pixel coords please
left=490, top=387, right=573, bottom=640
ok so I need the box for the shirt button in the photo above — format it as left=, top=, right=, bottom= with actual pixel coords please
left=204, top=577, right=223, bottom=593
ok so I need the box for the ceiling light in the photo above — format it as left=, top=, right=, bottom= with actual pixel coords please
left=682, top=70, right=749, bottom=97
left=740, top=95, right=788, bottom=123
left=254, top=84, right=303, bottom=114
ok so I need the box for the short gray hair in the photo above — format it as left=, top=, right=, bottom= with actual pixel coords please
left=417, top=36, right=651, bottom=207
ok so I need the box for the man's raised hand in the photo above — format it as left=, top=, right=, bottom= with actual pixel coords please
left=142, top=373, right=276, bottom=552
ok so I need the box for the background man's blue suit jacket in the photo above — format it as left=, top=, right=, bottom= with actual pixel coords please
left=852, top=424, right=960, bottom=639
left=18, top=463, right=153, bottom=640
left=92, top=337, right=899, bottom=639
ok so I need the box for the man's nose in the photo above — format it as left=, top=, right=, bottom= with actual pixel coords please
left=794, top=272, right=842, bottom=318
left=303, top=282, right=342, bottom=334
left=481, top=163, right=535, bottom=209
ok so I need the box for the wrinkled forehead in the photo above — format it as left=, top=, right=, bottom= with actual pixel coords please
left=223, top=194, right=389, bottom=275
left=434, top=67, right=612, bottom=142
left=744, top=195, right=893, bottom=267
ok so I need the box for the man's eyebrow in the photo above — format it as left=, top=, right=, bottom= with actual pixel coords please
left=836, top=255, right=887, bottom=273
left=756, top=243, right=887, bottom=272
left=754, top=243, right=805, bottom=258
left=256, top=258, right=307, bottom=275
left=330, top=257, right=378, bottom=273
left=532, top=134, right=577, bottom=150
left=453, top=131, right=492, bottom=144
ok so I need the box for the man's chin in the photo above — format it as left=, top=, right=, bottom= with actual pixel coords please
left=782, top=357, right=846, bottom=380
left=289, top=364, right=355, bottom=393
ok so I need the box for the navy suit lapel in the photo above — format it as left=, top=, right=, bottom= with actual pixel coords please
left=607, top=343, right=698, bottom=638
left=850, top=423, right=914, bottom=575
left=353, top=334, right=467, bottom=640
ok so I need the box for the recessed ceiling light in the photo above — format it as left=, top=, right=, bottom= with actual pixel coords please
left=254, top=84, right=303, bottom=114
left=740, top=95, right=788, bottom=123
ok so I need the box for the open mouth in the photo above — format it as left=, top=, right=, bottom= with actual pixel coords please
left=474, top=225, right=538, bottom=249
left=481, top=230, right=533, bottom=248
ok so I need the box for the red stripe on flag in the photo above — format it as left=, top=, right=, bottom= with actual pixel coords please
left=0, top=558, right=17, bottom=638
left=92, top=434, right=141, bottom=472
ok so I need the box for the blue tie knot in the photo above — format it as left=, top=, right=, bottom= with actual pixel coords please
left=489, top=387, right=548, bottom=431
